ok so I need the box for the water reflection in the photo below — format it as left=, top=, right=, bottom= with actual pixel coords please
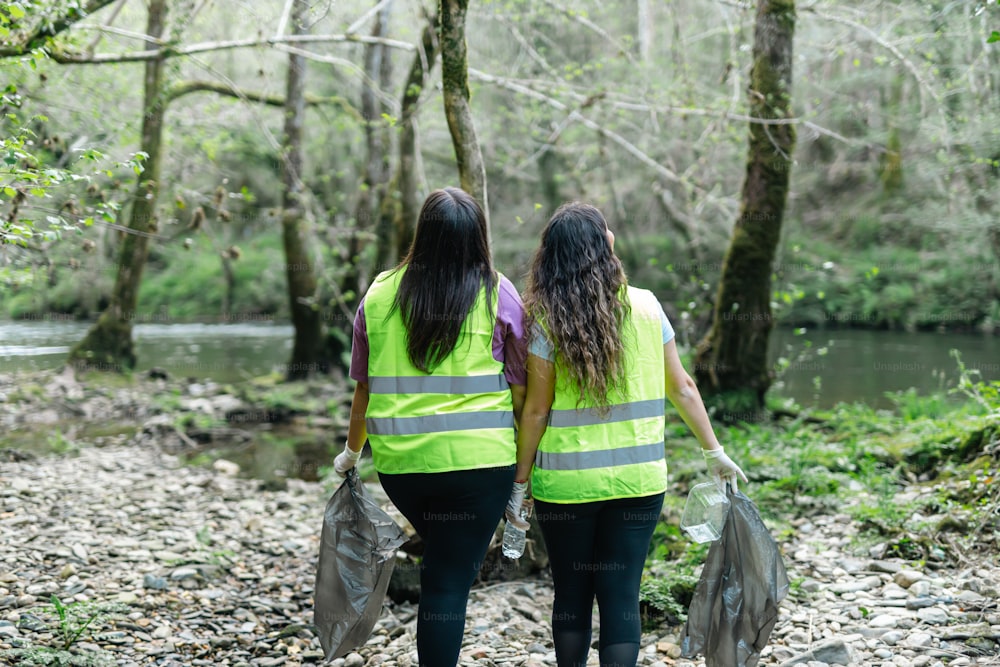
left=3, top=320, right=999, bottom=409
left=769, top=328, right=1000, bottom=409
left=0, top=321, right=293, bottom=383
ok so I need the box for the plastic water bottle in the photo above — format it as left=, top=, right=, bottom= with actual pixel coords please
left=502, top=510, right=528, bottom=558
left=680, top=482, right=730, bottom=543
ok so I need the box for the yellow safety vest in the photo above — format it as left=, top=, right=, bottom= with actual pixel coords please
left=363, top=268, right=516, bottom=474
left=531, top=286, right=668, bottom=503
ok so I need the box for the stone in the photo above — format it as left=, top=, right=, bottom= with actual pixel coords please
left=894, top=570, right=924, bottom=589
left=869, top=614, right=899, bottom=628
left=213, top=459, right=240, bottom=476
left=915, top=607, right=948, bottom=625
left=880, top=630, right=905, bottom=645
left=170, top=567, right=199, bottom=581
left=71, top=543, right=89, bottom=561
left=829, top=576, right=882, bottom=594
left=906, top=632, right=933, bottom=648
left=777, top=638, right=854, bottom=666
left=344, top=653, right=365, bottom=667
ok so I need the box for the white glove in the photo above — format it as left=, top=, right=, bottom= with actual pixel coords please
left=334, top=443, right=362, bottom=477
left=505, top=481, right=531, bottom=530
left=702, top=446, right=748, bottom=492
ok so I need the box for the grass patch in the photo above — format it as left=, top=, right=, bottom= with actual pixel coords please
left=642, top=360, right=1000, bottom=629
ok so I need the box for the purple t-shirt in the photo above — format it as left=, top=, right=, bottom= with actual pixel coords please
left=349, top=275, right=528, bottom=386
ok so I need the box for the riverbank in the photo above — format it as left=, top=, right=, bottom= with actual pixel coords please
left=2, top=369, right=999, bottom=665
left=3, top=227, right=999, bottom=335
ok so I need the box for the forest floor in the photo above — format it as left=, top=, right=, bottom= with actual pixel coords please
left=1, top=368, right=999, bottom=667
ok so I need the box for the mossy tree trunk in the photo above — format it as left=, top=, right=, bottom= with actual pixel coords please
left=281, top=0, right=327, bottom=380
left=693, top=0, right=796, bottom=419
left=880, top=75, right=904, bottom=193
left=67, top=0, right=169, bottom=372
left=388, top=12, right=440, bottom=264
left=345, top=0, right=394, bottom=307
left=440, top=0, right=489, bottom=233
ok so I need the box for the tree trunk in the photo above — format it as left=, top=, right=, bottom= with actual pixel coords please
left=221, top=251, right=234, bottom=318
left=344, top=0, right=394, bottom=306
left=371, top=2, right=397, bottom=272
left=440, top=0, right=489, bottom=233
left=880, top=75, right=904, bottom=193
left=391, top=12, right=440, bottom=263
left=692, top=0, right=796, bottom=420
left=281, top=0, right=326, bottom=380
left=67, top=0, right=168, bottom=372
left=637, top=0, right=652, bottom=62
left=538, top=147, right=563, bottom=218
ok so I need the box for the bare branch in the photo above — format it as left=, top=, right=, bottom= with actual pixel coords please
left=275, top=0, right=296, bottom=37
left=479, top=73, right=867, bottom=147
left=498, top=16, right=559, bottom=78
left=84, top=0, right=128, bottom=53
left=164, top=79, right=361, bottom=119
left=801, top=7, right=941, bottom=117
left=345, top=0, right=394, bottom=35
left=538, top=0, right=634, bottom=63
left=76, top=24, right=163, bottom=45
left=275, top=44, right=399, bottom=113
left=469, top=68, right=685, bottom=187
left=49, top=32, right=415, bottom=64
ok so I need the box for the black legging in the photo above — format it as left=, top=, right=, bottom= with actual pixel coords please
left=378, top=464, right=515, bottom=667
left=535, top=492, right=665, bottom=667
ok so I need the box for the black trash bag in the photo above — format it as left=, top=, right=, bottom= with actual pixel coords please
left=314, top=468, right=407, bottom=662
left=680, top=485, right=789, bottom=667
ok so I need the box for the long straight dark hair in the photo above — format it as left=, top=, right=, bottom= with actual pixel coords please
left=392, top=187, right=496, bottom=373
left=523, top=202, right=630, bottom=407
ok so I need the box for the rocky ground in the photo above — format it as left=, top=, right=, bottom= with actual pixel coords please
left=1, top=369, right=999, bottom=666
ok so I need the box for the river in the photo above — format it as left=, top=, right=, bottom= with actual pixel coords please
left=2, top=320, right=998, bottom=410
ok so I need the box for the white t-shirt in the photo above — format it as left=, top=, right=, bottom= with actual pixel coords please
left=529, top=303, right=675, bottom=361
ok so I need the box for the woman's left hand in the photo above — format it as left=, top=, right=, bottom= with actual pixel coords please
left=505, top=481, right=532, bottom=529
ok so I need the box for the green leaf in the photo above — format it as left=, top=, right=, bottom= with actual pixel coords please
left=989, top=31, right=1000, bottom=44
left=7, top=4, right=25, bottom=19
left=2, top=186, right=14, bottom=197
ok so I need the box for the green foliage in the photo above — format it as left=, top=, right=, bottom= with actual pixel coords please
left=0, top=595, right=128, bottom=667
left=638, top=567, right=700, bottom=627
left=0, top=647, right=118, bottom=667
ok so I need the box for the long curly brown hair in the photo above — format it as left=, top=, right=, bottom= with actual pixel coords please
left=523, top=202, right=631, bottom=407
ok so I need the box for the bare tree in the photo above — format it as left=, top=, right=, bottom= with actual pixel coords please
left=281, top=0, right=327, bottom=379
left=693, top=0, right=797, bottom=418
left=388, top=11, right=439, bottom=264
left=343, top=0, right=395, bottom=307
left=440, top=0, right=489, bottom=231
left=68, top=0, right=169, bottom=371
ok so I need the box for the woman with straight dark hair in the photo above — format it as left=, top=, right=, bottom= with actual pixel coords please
left=334, top=187, right=527, bottom=667
left=507, top=202, right=747, bottom=667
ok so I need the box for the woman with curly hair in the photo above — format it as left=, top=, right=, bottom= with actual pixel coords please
left=506, top=202, right=746, bottom=667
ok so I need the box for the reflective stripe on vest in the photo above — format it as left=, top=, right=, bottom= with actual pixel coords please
left=368, top=374, right=510, bottom=395
left=531, top=285, right=668, bottom=503
left=548, top=398, right=664, bottom=428
left=363, top=268, right=516, bottom=474
left=367, top=410, right=515, bottom=436
left=536, top=440, right=665, bottom=471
